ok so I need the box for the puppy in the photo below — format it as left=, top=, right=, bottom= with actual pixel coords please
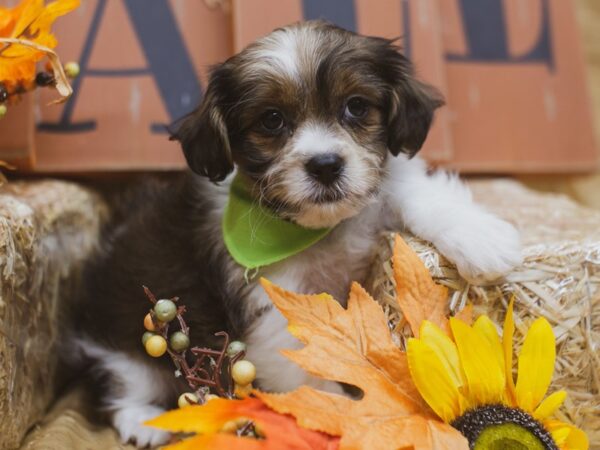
left=74, top=21, right=522, bottom=447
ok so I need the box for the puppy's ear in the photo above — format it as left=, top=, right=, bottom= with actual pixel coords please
left=387, top=77, right=444, bottom=157
left=170, top=67, right=233, bottom=182
left=379, top=43, right=444, bottom=157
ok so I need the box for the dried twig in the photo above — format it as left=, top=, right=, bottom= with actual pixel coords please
left=142, top=286, right=245, bottom=402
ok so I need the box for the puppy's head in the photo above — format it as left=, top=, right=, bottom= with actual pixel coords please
left=172, top=21, right=443, bottom=228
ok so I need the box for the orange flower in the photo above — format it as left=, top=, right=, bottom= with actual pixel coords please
left=0, top=0, right=79, bottom=83
left=146, top=397, right=340, bottom=450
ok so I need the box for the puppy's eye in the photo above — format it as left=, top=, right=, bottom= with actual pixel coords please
left=261, top=110, right=285, bottom=132
left=345, top=97, right=368, bottom=119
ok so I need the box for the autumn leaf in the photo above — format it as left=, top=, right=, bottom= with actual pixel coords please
left=146, top=397, right=339, bottom=450
left=391, top=235, right=451, bottom=336
left=148, top=234, right=468, bottom=449
left=0, top=0, right=79, bottom=83
left=256, top=278, right=468, bottom=450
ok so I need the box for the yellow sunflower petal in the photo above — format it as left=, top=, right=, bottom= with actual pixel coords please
left=419, top=320, right=464, bottom=388
left=533, top=390, right=567, bottom=420
left=407, top=337, right=464, bottom=422
left=545, top=420, right=589, bottom=450
left=473, top=315, right=504, bottom=380
left=562, top=427, right=589, bottom=450
left=449, top=317, right=505, bottom=405
left=503, top=298, right=517, bottom=404
left=515, top=317, right=556, bottom=412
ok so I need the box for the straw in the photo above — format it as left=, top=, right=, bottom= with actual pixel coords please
left=366, top=179, right=600, bottom=446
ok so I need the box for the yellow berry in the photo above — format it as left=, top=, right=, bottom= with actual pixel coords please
left=0, top=104, right=7, bottom=118
left=231, top=360, right=256, bottom=386
left=177, top=392, right=198, bottom=408
left=143, top=313, right=156, bottom=331
left=221, top=420, right=239, bottom=434
left=254, top=422, right=265, bottom=438
left=234, top=383, right=253, bottom=398
left=64, top=61, right=80, bottom=78
left=221, top=418, right=249, bottom=433
left=145, top=335, right=167, bottom=357
left=204, top=394, right=219, bottom=402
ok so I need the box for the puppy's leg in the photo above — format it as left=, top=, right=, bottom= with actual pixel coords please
left=78, top=339, right=171, bottom=448
left=244, top=305, right=344, bottom=394
left=382, top=156, right=522, bottom=282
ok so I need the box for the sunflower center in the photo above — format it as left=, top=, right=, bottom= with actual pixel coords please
left=450, top=405, right=558, bottom=450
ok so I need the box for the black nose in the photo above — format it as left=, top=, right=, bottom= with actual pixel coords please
left=305, top=153, right=344, bottom=185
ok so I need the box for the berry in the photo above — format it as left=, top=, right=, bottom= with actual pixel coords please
left=35, top=72, right=54, bottom=87
left=169, top=331, right=190, bottom=352
left=234, top=383, right=253, bottom=398
left=177, top=392, right=198, bottom=408
left=204, top=394, right=219, bottom=402
left=231, top=360, right=256, bottom=386
left=145, top=335, right=167, bottom=357
left=221, top=420, right=239, bottom=434
left=64, top=61, right=80, bottom=78
left=254, top=422, right=265, bottom=438
left=141, top=331, right=155, bottom=346
left=0, top=104, right=7, bottom=119
left=143, top=313, right=156, bottom=331
left=221, top=418, right=249, bottom=433
left=226, top=340, right=247, bottom=358
left=154, top=299, right=177, bottom=322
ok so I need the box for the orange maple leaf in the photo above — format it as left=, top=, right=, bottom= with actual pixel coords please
left=148, top=235, right=469, bottom=450
left=391, top=235, right=450, bottom=336
left=146, top=397, right=339, bottom=450
left=256, top=274, right=468, bottom=450
left=0, top=0, right=79, bottom=83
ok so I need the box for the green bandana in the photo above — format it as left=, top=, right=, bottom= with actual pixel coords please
left=222, top=175, right=331, bottom=270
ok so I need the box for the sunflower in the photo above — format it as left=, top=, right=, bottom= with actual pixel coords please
left=407, top=300, right=588, bottom=450
left=0, top=0, right=79, bottom=84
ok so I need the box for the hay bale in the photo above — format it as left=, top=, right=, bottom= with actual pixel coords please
left=366, top=179, right=600, bottom=447
left=0, top=180, right=106, bottom=450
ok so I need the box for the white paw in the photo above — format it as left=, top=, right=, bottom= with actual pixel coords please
left=113, top=405, right=171, bottom=448
left=435, top=213, right=523, bottom=284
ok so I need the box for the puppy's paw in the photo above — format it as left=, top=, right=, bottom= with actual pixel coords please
left=113, top=404, right=170, bottom=448
left=435, top=213, right=522, bottom=284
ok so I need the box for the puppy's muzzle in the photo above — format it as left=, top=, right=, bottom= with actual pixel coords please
left=305, top=153, right=345, bottom=186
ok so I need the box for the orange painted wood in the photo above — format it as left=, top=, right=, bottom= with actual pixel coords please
left=440, top=0, right=598, bottom=172
left=32, top=0, right=232, bottom=172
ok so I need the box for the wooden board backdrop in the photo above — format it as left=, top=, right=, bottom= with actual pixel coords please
left=0, top=0, right=596, bottom=173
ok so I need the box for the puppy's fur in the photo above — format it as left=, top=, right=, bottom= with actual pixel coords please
left=74, top=21, right=522, bottom=447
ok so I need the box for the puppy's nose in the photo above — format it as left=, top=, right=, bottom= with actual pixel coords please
left=305, top=153, right=344, bottom=185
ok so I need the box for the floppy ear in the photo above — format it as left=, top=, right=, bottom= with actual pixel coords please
left=170, top=68, right=233, bottom=182
left=386, top=62, right=444, bottom=158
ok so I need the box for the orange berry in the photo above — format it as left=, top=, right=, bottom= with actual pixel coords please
left=143, top=313, right=156, bottom=331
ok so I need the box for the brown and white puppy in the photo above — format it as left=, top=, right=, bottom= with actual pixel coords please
left=74, top=21, right=521, bottom=447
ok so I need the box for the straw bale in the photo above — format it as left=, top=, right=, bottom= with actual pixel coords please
left=0, top=180, right=106, bottom=450
left=366, top=179, right=600, bottom=447
left=13, top=179, right=600, bottom=449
